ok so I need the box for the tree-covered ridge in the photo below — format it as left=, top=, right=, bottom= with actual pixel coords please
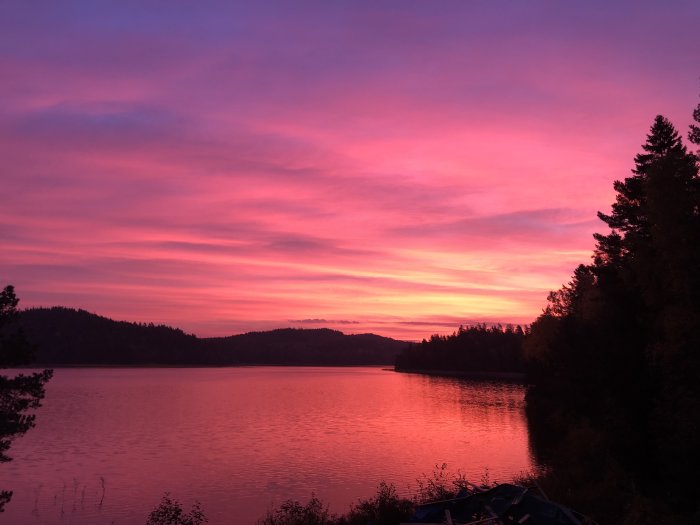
left=17, top=307, right=408, bottom=366
left=205, top=328, right=407, bottom=365
left=18, top=307, right=200, bottom=365
left=395, top=324, right=525, bottom=376
left=525, top=110, right=700, bottom=524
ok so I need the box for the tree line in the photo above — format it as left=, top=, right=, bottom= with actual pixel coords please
left=395, top=324, right=526, bottom=376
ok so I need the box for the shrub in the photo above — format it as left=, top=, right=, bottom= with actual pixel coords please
left=344, top=482, right=413, bottom=525
left=414, top=463, right=472, bottom=503
left=257, top=495, right=336, bottom=525
left=146, top=494, right=207, bottom=525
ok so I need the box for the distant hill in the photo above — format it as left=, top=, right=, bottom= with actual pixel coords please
left=16, top=307, right=408, bottom=366
left=204, top=329, right=407, bottom=365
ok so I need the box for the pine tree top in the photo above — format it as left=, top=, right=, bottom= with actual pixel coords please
left=633, top=115, right=687, bottom=175
left=597, top=114, right=698, bottom=239
left=689, top=101, right=700, bottom=145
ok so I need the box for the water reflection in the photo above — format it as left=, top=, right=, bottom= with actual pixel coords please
left=0, top=367, right=534, bottom=524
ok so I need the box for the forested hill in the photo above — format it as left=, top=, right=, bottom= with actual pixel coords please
left=395, top=324, right=526, bottom=377
left=204, top=329, right=407, bottom=365
left=16, top=307, right=408, bottom=366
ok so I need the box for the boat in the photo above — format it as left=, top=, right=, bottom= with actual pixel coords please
left=402, top=483, right=596, bottom=525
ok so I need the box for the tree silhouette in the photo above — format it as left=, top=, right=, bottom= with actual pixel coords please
left=395, top=324, right=525, bottom=375
left=0, top=285, right=52, bottom=512
left=689, top=91, right=700, bottom=146
left=525, top=112, right=700, bottom=523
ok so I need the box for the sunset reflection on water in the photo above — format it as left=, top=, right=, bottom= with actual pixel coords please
left=1, top=367, right=534, bottom=524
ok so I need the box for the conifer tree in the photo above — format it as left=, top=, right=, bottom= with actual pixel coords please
left=0, top=285, right=52, bottom=512
left=689, top=94, right=700, bottom=145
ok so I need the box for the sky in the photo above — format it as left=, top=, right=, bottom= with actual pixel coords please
left=1, top=1, right=699, bottom=341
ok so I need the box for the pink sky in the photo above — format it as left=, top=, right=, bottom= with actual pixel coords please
left=2, top=1, right=699, bottom=340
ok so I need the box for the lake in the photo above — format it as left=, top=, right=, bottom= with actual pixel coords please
left=0, top=367, right=535, bottom=524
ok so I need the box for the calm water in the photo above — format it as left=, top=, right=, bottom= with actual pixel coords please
left=1, top=367, right=534, bottom=524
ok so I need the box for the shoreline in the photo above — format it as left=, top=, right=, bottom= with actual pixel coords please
left=394, top=368, right=526, bottom=382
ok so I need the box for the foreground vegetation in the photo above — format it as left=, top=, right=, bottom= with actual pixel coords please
left=145, top=465, right=491, bottom=525
left=258, top=482, right=413, bottom=525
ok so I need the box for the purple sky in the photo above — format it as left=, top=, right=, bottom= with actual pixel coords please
left=2, top=1, right=699, bottom=340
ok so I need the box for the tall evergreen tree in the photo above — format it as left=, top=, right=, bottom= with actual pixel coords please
left=525, top=114, right=700, bottom=523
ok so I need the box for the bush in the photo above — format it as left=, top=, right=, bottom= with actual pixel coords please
left=344, top=482, right=413, bottom=525
left=257, top=465, right=487, bottom=525
left=146, top=494, right=207, bottom=525
left=414, top=463, right=473, bottom=503
left=258, top=483, right=414, bottom=525
left=257, top=495, right=336, bottom=525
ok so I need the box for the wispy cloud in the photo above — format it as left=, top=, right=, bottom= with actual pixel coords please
left=1, top=1, right=698, bottom=339
left=289, top=319, right=360, bottom=325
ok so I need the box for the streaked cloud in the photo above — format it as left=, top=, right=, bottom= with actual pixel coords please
left=1, top=1, right=698, bottom=340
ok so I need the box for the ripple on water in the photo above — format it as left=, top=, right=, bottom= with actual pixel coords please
left=1, top=367, right=534, bottom=524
